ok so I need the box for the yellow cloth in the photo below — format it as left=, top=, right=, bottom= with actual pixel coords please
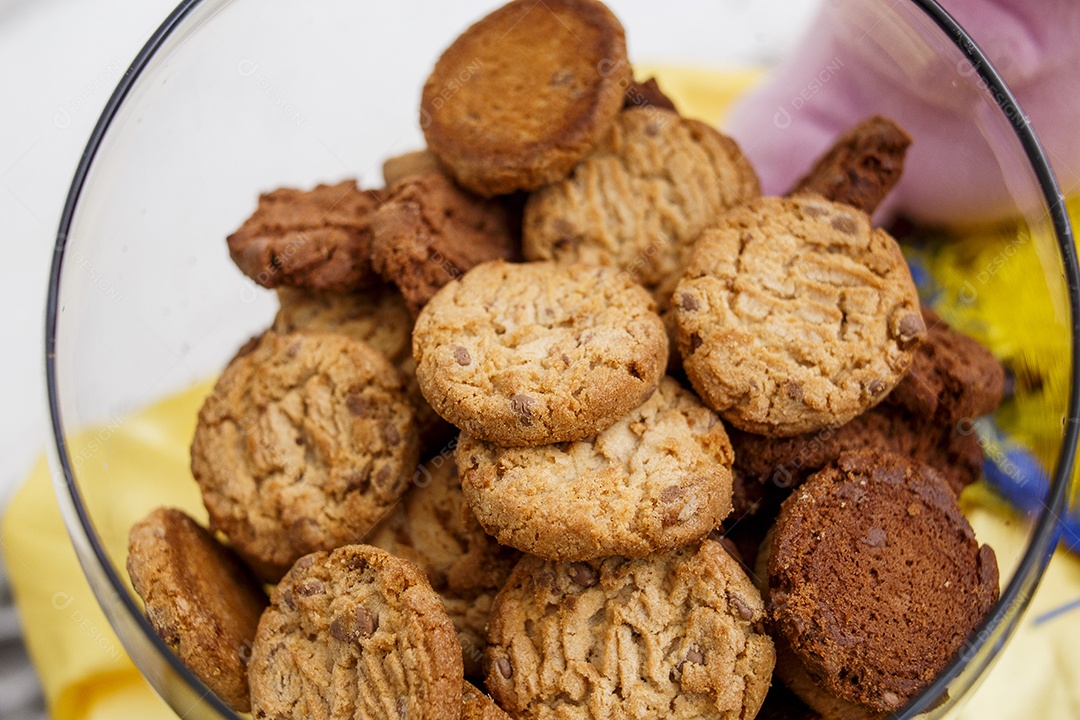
left=3, top=68, right=1080, bottom=720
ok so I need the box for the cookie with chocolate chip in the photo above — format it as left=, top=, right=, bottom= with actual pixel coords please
left=248, top=545, right=463, bottom=720
left=485, top=540, right=774, bottom=720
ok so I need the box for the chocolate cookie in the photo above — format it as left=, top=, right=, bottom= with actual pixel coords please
left=623, top=77, right=678, bottom=112
left=421, top=0, right=630, bottom=195
left=371, top=172, right=519, bottom=316
left=413, top=260, right=668, bottom=446
left=191, top=331, right=418, bottom=581
left=523, top=108, right=760, bottom=306
left=383, top=149, right=444, bottom=186
left=365, top=456, right=520, bottom=677
left=463, top=682, right=512, bottom=720
left=127, top=508, right=268, bottom=712
left=274, top=285, right=452, bottom=455
left=673, top=194, right=925, bottom=436
left=248, top=545, right=463, bottom=720
left=485, top=540, right=774, bottom=720
left=886, top=307, right=1005, bottom=424
left=227, top=180, right=384, bottom=292
left=456, top=377, right=734, bottom=561
left=764, top=451, right=999, bottom=716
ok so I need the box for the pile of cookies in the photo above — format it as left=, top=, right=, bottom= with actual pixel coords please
left=125, top=1, right=1006, bottom=719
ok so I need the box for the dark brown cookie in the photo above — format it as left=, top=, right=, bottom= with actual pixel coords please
left=765, top=451, right=999, bottom=716
left=248, top=545, right=464, bottom=720
left=623, top=76, right=678, bottom=112
left=127, top=508, right=268, bottom=712
left=421, top=0, right=630, bottom=196
left=227, top=180, right=384, bottom=292
left=887, top=307, right=1005, bottom=424
left=365, top=456, right=520, bottom=677
left=789, top=116, right=911, bottom=215
left=370, top=172, right=519, bottom=316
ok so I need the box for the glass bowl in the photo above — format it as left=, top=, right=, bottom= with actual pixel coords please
left=46, top=1, right=1077, bottom=718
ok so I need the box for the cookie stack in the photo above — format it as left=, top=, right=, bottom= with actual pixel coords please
left=123, top=1, right=1006, bottom=719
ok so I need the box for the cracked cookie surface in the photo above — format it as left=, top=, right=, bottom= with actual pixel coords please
left=413, top=260, right=668, bottom=447
left=248, top=545, right=463, bottom=720
left=127, top=508, right=268, bottom=713
left=366, top=456, right=521, bottom=677
left=485, top=540, right=774, bottom=720
left=191, top=331, right=418, bottom=581
left=523, top=108, right=759, bottom=307
left=227, top=180, right=384, bottom=292
left=673, top=194, right=924, bottom=436
left=456, top=377, right=734, bottom=561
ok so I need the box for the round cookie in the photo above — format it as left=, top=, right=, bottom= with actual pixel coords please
left=673, top=194, right=925, bottom=436
left=485, top=540, right=774, bottom=720
left=421, top=0, right=630, bottom=196
left=273, top=286, right=452, bottom=455
left=456, top=377, right=735, bottom=560
left=127, top=508, right=268, bottom=712
left=413, top=260, right=668, bottom=447
left=524, top=107, right=760, bottom=306
left=764, top=451, right=999, bottom=716
left=248, top=545, right=463, bottom=720
left=365, top=456, right=521, bottom=677
left=383, top=149, right=444, bottom=186
left=191, top=331, right=418, bottom=581
left=227, top=180, right=384, bottom=292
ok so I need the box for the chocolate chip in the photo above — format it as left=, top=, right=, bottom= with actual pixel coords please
left=786, top=381, right=804, bottom=402
left=373, top=464, right=394, bottom=489
left=453, top=346, right=471, bottom=366
left=496, top=657, right=513, bottom=679
left=729, top=594, right=754, bottom=621
left=561, top=353, right=571, bottom=366
left=294, top=555, right=316, bottom=570
left=510, top=394, right=535, bottom=426
left=896, top=312, right=926, bottom=349
left=346, top=392, right=374, bottom=417
left=568, top=562, right=598, bottom=588
left=864, top=527, right=887, bottom=547
left=345, top=470, right=370, bottom=494
left=645, top=120, right=661, bottom=137
left=384, top=424, right=401, bottom=446
left=660, top=485, right=683, bottom=504
left=680, top=293, right=699, bottom=311
left=281, top=588, right=295, bottom=610
left=867, top=379, right=886, bottom=396
left=355, top=607, right=376, bottom=638
left=295, top=579, right=325, bottom=596
left=802, top=204, right=827, bottom=217
left=329, top=607, right=377, bottom=643
left=689, top=333, right=703, bottom=353
left=830, top=215, right=858, bottom=234
left=686, top=648, right=705, bottom=665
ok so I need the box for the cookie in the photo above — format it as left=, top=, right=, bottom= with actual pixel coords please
left=485, top=540, right=774, bottom=720
left=463, top=682, right=512, bottom=720
left=623, top=77, right=678, bottom=112
left=191, top=331, right=419, bottom=581
left=413, top=260, right=668, bottom=446
left=383, top=149, right=444, bottom=186
left=523, top=108, right=760, bottom=306
left=365, top=455, right=520, bottom=677
left=371, top=172, right=519, bottom=316
left=886, top=307, right=1005, bottom=424
left=673, top=194, right=925, bottom=436
left=456, top=377, right=734, bottom=560
left=789, top=115, right=911, bottom=215
left=421, top=0, right=630, bottom=196
left=127, top=508, right=268, bottom=712
left=227, top=180, right=384, bottom=292
left=248, top=545, right=463, bottom=720
left=274, top=286, right=453, bottom=455
left=764, top=451, right=999, bottom=716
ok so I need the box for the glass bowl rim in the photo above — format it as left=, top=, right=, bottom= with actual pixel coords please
left=43, top=0, right=1080, bottom=717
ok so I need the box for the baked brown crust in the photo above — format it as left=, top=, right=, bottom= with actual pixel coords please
left=673, top=194, right=924, bottom=436
left=462, top=682, right=512, bottom=720
left=248, top=545, right=464, bottom=720
left=789, top=116, right=911, bottom=215
left=383, top=149, right=444, bottom=186
left=227, top=180, right=384, bottom=291
left=421, top=0, right=630, bottom=195
left=371, top=172, right=519, bottom=316
left=485, top=540, right=774, bottom=720
left=766, top=451, right=999, bottom=714
left=191, top=331, right=418, bottom=581
left=127, top=508, right=267, bottom=712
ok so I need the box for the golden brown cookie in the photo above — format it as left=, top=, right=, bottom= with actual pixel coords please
left=673, top=194, right=925, bottom=436
left=383, top=149, right=444, bottom=186
left=463, top=682, right=511, bottom=720
left=421, top=0, right=630, bottom=196
left=485, top=540, right=774, bottom=720
left=413, top=260, right=668, bottom=447
left=524, top=108, right=760, bottom=306
left=273, top=286, right=452, bottom=456
left=227, top=180, right=384, bottom=291
left=248, top=545, right=463, bottom=720
left=191, top=331, right=418, bottom=581
left=365, top=456, right=520, bottom=677
left=127, top=508, right=268, bottom=712
left=456, top=377, right=734, bottom=561
left=370, top=172, right=519, bottom=316
left=764, top=451, right=999, bottom=717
